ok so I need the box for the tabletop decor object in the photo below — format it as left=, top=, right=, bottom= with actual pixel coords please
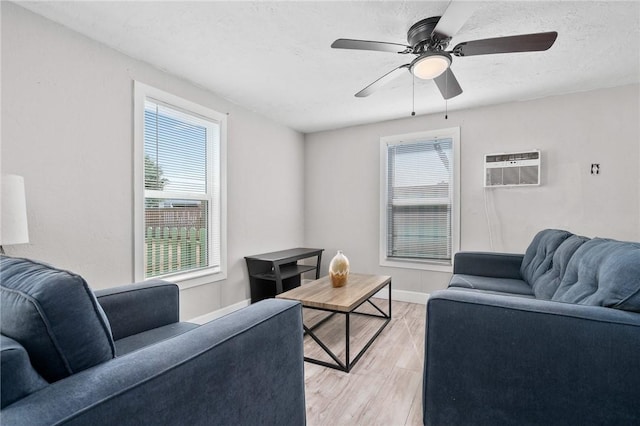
left=329, top=250, right=349, bottom=287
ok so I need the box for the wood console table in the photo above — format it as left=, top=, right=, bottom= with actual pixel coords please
left=245, top=248, right=323, bottom=303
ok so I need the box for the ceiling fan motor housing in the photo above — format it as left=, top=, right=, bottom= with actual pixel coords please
left=407, top=17, right=448, bottom=53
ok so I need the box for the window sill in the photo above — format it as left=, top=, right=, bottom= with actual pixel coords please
left=147, top=267, right=226, bottom=290
left=380, top=257, right=453, bottom=273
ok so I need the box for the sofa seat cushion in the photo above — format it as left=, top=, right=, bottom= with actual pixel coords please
left=115, top=322, right=199, bottom=356
left=0, top=335, right=48, bottom=408
left=520, top=229, right=573, bottom=285
left=447, top=286, right=536, bottom=299
left=552, top=239, right=640, bottom=312
left=449, top=274, right=534, bottom=296
left=531, top=234, right=590, bottom=300
left=0, top=256, right=115, bottom=382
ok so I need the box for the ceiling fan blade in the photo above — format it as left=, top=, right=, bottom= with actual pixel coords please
left=331, top=38, right=411, bottom=54
left=432, top=1, right=479, bottom=40
left=452, top=32, right=558, bottom=57
left=355, top=65, right=410, bottom=97
left=434, top=68, right=463, bottom=100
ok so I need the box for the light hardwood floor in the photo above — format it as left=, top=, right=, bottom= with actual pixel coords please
left=303, top=299, right=426, bottom=426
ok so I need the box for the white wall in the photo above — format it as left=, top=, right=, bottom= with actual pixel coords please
left=1, top=3, right=305, bottom=319
left=304, top=85, right=640, bottom=295
left=3, top=3, right=639, bottom=313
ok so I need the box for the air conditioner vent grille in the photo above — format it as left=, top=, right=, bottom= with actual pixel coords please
left=484, top=150, right=541, bottom=187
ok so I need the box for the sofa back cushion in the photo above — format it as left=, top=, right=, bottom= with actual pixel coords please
left=552, top=239, right=640, bottom=312
left=0, top=256, right=115, bottom=382
left=531, top=234, right=590, bottom=300
left=520, top=229, right=573, bottom=285
left=1, top=335, right=48, bottom=408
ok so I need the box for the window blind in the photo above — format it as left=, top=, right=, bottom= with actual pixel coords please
left=143, top=100, right=220, bottom=277
left=386, top=138, right=453, bottom=261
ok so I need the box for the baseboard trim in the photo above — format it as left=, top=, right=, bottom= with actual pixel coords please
left=188, top=298, right=251, bottom=324
left=373, top=288, right=430, bottom=305
left=189, top=288, right=429, bottom=323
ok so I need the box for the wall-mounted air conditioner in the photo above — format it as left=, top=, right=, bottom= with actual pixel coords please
left=484, top=150, right=541, bottom=187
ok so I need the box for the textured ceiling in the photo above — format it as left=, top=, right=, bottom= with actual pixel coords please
left=17, top=1, right=640, bottom=133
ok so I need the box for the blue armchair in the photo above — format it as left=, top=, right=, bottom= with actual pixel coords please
left=1, top=255, right=306, bottom=425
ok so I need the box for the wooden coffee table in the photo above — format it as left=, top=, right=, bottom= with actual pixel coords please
left=277, top=273, right=391, bottom=372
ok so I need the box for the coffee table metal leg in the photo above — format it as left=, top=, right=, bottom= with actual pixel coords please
left=389, top=280, right=392, bottom=318
left=345, top=312, right=350, bottom=372
left=303, top=323, right=347, bottom=371
left=345, top=280, right=392, bottom=371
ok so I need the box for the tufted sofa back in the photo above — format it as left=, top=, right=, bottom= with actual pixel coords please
left=520, top=229, right=572, bottom=285
left=530, top=234, right=590, bottom=300
left=520, top=230, right=640, bottom=312
left=552, top=238, right=640, bottom=312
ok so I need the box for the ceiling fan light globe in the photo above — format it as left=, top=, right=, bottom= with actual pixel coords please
left=411, top=53, right=451, bottom=79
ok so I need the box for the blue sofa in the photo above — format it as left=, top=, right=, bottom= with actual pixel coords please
left=423, top=229, right=640, bottom=425
left=0, top=255, right=306, bottom=425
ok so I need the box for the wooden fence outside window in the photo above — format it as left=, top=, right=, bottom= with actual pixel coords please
left=145, top=226, right=207, bottom=277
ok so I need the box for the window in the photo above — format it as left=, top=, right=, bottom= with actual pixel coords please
left=379, top=128, right=459, bottom=271
left=134, top=82, right=226, bottom=283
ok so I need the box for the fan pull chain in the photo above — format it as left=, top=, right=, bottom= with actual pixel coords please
left=411, top=73, right=416, bottom=117
left=445, top=70, right=448, bottom=119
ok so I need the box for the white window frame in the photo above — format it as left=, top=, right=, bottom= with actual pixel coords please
left=379, top=127, right=460, bottom=272
left=133, top=82, right=227, bottom=286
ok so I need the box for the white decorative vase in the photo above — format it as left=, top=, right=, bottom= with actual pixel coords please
left=329, top=250, right=350, bottom=288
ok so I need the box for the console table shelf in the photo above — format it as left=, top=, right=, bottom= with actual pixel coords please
left=245, top=248, right=323, bottom=303
left=253, top=264, right=318, bottom=281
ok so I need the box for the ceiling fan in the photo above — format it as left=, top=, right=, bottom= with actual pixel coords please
left=331, top=1, right=558, bottom=100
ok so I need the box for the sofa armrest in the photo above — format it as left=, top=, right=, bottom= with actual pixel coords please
left=423, top=290, right=640, bottom=425
left=2, top=299, right=306, bottom=426
left=453, top=251, right=524, bottom=279
left=95, top=280, right=179, bottom=340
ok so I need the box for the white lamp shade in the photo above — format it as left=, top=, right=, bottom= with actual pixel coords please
left=411, top=53, right=451, bottom=80
left=1, top=175, right=29, bottom=246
